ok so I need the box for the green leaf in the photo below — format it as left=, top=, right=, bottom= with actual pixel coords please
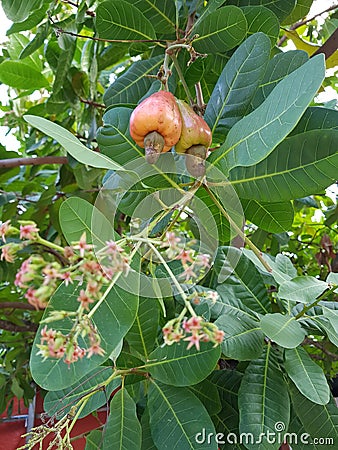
left=85, top=430, right=103, bottom=450
left=96, top=0, right=156, bottom=41
left=96, top=107, right=144, bottom=164
left=102, top=388, right=141, bottom=450
left=192, top=6, right=247, bottom=54
left=103, top=56, right=163, bottom=107
left=215, top=285, right=259, bottom=321
left=2, top=0, right=44, bottom=22
left=24, top=115, right=126, bottom=172
left=282, top=0, right=313, bottom=25
left=322, top=305, right=338, bottom=334
left=189, top=379, right=222, bottom=416
left=309, top=316, right=338, bottom=347
left=228, top=129, right=338, bottom=202
left=204, top=33, right=270, bottom=141
left=227, top=0, right=296, bottom=21
left=125, top=0, right=176, bottom=35
left=59, top=196, right=116, bottom=247
left=44, top=367, right=121, bottom=419
left=209, top=55, right=325, bottom=175
left=209, top=369, right=243, bottom=408
left=0, top=61, right=48, bottom=89
left=146, top=342, right=220, bottom=387
left=290, top=384, right=338, bottom=447
left=19, top=23, right=49, bottom=60
left=284, top=347, right=330, bottom=405
left=242, top=7, right=280, bottom=46
left=278, top=276, right=328, bottom=303
left=141, top=408, right=157, bottom=450
left=7, top=7, right=48, bottom=35
left=242, top=199, right=294, bottom=233
left=290, top=106, right=338, bottom=135
left=148, top=380, right=218, bottom=450
left=251, top=50, right=309, bottom=110
left=52, top=36, right=76, bottom=95
left=238, top=344, right=290, bottom=450
left=260, top=313, right=306, bottom=348
left=126, top=297, right=160, bottom=359
left=30, top=283, right=138, bottom=390
left=214, top=247, right=270, bottom=315
left=215, top=314, right=264, bottom=360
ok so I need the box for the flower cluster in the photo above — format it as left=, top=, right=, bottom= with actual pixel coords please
left=37, top=319, right=104, bottom=365
left=1, top=220, right=133, bottom=365
left=162, top=315, right=225, bottom=350
left=161, top=231, right=211, bottom=282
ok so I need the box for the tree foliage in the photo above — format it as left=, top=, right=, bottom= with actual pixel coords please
left=0, top=1, right=337, bottom=449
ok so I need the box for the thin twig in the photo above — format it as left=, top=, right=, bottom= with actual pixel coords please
left=0, top=156, right=68, bottom=168
left=0, top=302, right=35, bottom=311
left=79, top=98, right=106, bottom=109
left=55, top=28, right=167, bottom=46
left=0, top=319, right=38, bottom=332
left=303, top=337, right=338, bottom=360
left=278, top=4, right=338, bottom=46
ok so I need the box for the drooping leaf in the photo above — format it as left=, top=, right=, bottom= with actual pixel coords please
left=290, top=384, right=338, bottom=447
left=227, top=0, right=296, bottom=21
left=19, top=23, right=50, bottom=61
left=0, top=61, right=49, bottom=89
left=250, top=50, right=309, bottom=110
left=96, top=107, right=144, bottom=165
left=192, top=6, right=247, bottom=54
left=278, top=276, right=329, bottom=303
left=242, top=199, right=294, bottom=233
left=52, top=35, right=76, bottom=95
left=228, top=129, right=338, bottom=202
left=102, top=388, right=142, bottom=450
left=148, top=380, right=218, bottom=450
left=238, top=344, right=290, bottom=449
left=215, top=314, right=264, bottom=360
left=260, top=313, right=306, bottom=348
left=2, top=0, right=44, bottom=22
left=103, top=56, right=163, bottom=107
left=204, top=32, right=270, bottom=141
left=146, top=342, right=221, bottom=386
left=242, top=7, right=280, bottom=46
left=96, top=0, right=156, bottom=41
left=44, top=366, right=121, bottom=419
left=284, top=347, right=330, bottom=405
left=30, top=282, right=138, bottom=390
left=126, top=297, right=160, bottom=359
left=209, top=55, right=325, bottom=175
left=59, top=196, right=116, bottom=246
left=24, top=115, right=126, bottom=172
left=213, top=246, right=270, bottom=314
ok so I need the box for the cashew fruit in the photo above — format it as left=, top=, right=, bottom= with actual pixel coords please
left=185, top=145, right=207, bottom=178
left=129, top=91, right=182, bottom=164
left=175, top=100, right=212, bottom=177
left=175, top=100, right=212, bottom=154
